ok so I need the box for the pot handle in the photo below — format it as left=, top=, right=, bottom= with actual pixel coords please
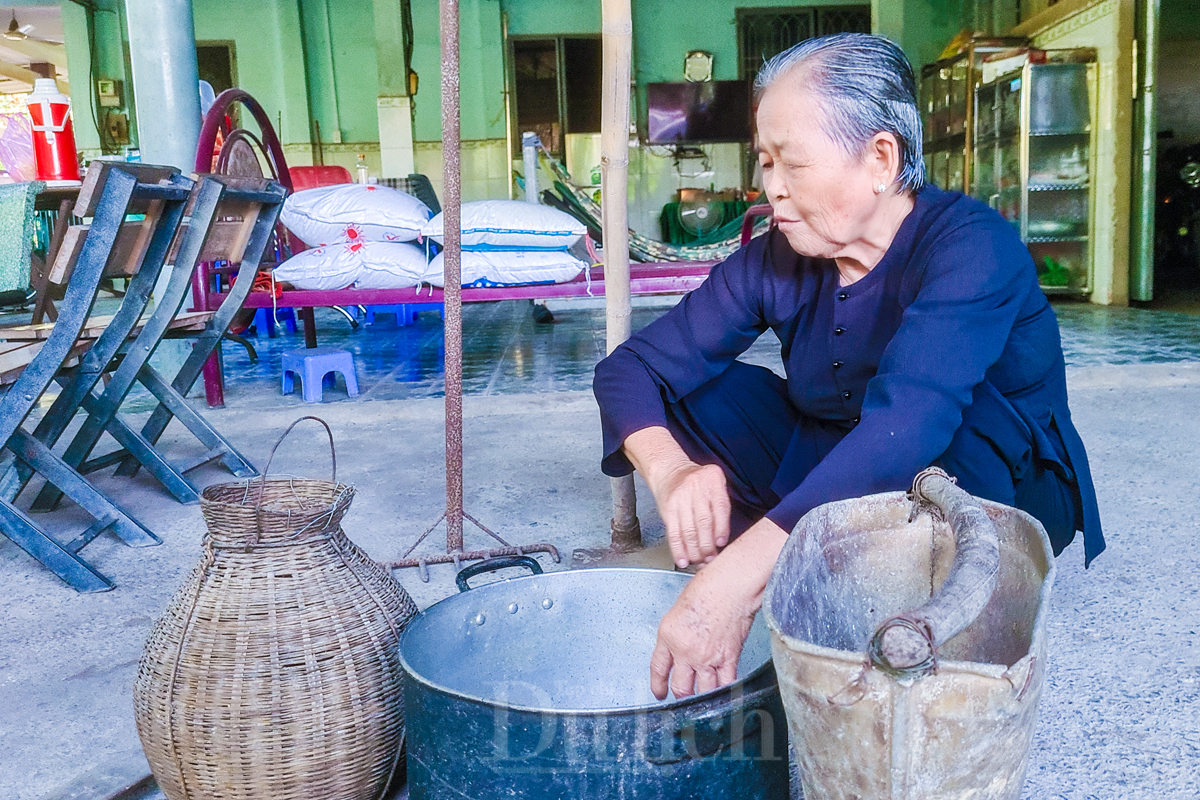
left=455, top=555, right=543, bottom=592
left=646, top=680, right=780, bottom=765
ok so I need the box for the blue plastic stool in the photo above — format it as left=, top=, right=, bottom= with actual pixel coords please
left=365, top=303, right=445, bottom=326
left=281, top=347, right=360, bottom=403
left=252, top=307, right=297, bottom=337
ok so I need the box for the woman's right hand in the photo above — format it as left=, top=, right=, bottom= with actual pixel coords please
left=623, top=427, right=731, bottom=568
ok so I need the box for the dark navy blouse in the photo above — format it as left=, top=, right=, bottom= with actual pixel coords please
left=594, top=185, right=1104, bottom=564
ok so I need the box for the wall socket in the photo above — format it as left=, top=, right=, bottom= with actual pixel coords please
left=96, top=78, right=123, bottom=108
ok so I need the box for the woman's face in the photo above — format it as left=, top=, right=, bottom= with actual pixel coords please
left=756, top=76, right=888, bottom=260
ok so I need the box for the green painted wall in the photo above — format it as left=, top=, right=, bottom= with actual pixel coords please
left=874, top=0, right=970, bottom=72
left=502, top=0, right=599, bottom=36
left=295, top=0, right=380, bottom=144
left=191, top=0, right=312, bottom=146
left=633, top=0, right=858, bottom=85
left=410, top=0, right=506, bottom=142
left=496, top=0, right=964, bottom=87
left=60, top=0, right=968, bottom=159
left=60, top=0, right=134, bottom=154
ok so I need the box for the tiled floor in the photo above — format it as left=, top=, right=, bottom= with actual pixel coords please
left=7, top=292, right=1200, bottom=414
left=1055, top=300, right=1200, bottom=364
left=208, top=296, right=1200, bottom=407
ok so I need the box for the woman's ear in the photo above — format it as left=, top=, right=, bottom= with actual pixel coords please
left=865, top=131, right=902, bottom=188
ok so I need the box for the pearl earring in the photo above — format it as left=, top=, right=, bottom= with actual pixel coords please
left=875, top=183, right=887, bottom=194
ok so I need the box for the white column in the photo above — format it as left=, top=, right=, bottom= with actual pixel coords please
left=378, top=96, right=416, bottom=177
left=124, top=0, right=201, bottom=170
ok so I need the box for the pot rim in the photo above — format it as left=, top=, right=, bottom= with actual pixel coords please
left=398, top=567, right=774, bottom=716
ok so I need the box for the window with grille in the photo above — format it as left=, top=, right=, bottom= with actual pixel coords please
left=737, top=6, right=872, bottom=81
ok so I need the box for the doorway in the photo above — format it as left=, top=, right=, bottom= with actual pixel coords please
left=510, top=36, right=602, bottom=160
left=196, top=42, right=237, bottom=95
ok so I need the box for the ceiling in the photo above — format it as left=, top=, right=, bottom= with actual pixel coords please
left=0, top=5, right=67, bottom=95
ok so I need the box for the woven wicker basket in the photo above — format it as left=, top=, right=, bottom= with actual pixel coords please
left=134, top=417, right=418, bottom=800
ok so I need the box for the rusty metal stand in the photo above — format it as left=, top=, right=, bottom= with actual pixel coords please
left=388, top=0, right=557, bottom=583
left=389, top=512, right=559, bottom=583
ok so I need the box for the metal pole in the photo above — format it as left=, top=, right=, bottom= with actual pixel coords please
left=123, top=0, right=201, bottom=170
left=441, top=0, right=464, bottom=552
left=1131, top=0, right=1160, bottom=302
left=522, top=132, right=540, bottom=204
left=601, top=0, right=641, bottom=549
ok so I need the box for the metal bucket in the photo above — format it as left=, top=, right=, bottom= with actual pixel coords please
left=764, top=474, right=1055, bottom=800
left=400, top=560, right=790, bottom=799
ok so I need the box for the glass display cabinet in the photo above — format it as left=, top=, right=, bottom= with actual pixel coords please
left=973, top=54, right=1097, bottom=294
left=919, top=37, right=1027, bottom=194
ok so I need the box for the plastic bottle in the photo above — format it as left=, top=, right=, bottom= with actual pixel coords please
left=356, top=154, right=369, bottom=184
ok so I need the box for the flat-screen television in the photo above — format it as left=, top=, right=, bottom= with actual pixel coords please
left=646, top=81, right=752, bottom=145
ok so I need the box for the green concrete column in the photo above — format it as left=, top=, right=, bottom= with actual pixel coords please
left=1131, top=0, right=1160, bottom=301
left=124, top=0, right=201, bottom=169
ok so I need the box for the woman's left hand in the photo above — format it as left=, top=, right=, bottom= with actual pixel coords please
left=649, top=518, right=789, bottom=700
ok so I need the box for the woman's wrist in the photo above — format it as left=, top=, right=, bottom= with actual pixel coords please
left=623, top=426, right=695, bottom=493
left=699, top=517, right=789, bottom=610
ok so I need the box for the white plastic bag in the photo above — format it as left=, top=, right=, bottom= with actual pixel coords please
left=354, top=242, right=440, bottom=288
left=428, top=249, right=587, bottom=287
left=281, top=184, right=432, bottom=245
left=422, top=200, right=586, bottom=250
left=274, top=241, right=436, bottom=290
left=271, top=242, right=365, bottom=290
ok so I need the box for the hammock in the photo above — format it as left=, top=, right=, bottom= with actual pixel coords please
left=536, top=144, right=769, bottom=263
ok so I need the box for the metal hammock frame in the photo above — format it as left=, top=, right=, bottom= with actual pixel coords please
left=535, top=141, right=770, bottom=263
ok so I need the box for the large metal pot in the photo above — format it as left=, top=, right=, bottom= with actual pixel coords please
left=399, top=558, right=789, bottom=799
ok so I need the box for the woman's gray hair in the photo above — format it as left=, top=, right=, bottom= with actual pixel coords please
left=755, top=33, right=925, bottom=193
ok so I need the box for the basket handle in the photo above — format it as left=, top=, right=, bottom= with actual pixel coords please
left=249, top=416, right=337, bottom=545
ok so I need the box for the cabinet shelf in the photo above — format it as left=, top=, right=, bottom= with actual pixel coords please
left=1028, top=182, right=1088, bottom=192
left=1027, top=235, right=1089, bottom=244
left=1028, top=129, right=1090, bottom=137
left=1039, top=284, right=1089, bottom=295
left=925, top=132, right=967, bottom=151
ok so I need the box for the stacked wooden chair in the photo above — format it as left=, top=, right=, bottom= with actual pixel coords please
left=0, top=163, right=286, bottom=591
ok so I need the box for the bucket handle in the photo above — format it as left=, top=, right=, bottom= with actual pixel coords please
left=866, top=467, right=1000, bottom=680
left=247, top=416, right=338, bottom=547
left=455, top=555, right=543, bottom=592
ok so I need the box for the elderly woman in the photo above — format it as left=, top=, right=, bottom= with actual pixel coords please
left=593, top=33, right=1104, bottom=701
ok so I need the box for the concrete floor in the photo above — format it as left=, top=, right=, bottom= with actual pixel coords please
left=2, top=300, right=1199, bottom=799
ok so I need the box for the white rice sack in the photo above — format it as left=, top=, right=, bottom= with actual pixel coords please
left=271, top=243, right=366, bottom=290
left=281, top=184, right=432, bottom=245
left=428, top=249, right=587, bottom=287
left=422, top=200, right=586, bottom=250
left=354, top=242, right=439, bottom=289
